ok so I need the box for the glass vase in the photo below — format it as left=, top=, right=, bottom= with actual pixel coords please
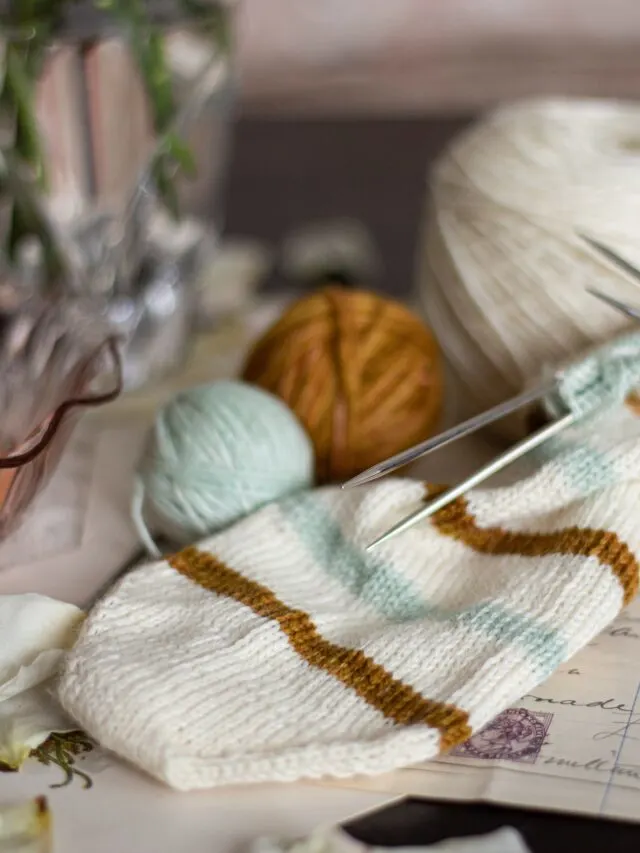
left=0, top=0, right=235, bottom=390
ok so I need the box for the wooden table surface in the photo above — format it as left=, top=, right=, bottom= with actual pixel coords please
left=224, top=116, right=640, bottom=852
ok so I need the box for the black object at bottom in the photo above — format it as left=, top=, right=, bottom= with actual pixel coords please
left=343, top=797, right=640, bottom=852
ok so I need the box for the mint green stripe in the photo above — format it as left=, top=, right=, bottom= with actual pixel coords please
left=279, top=491, right=565, bottom=677
left=282, top=494, right=426, bottom=621
left=560, top=443, right=616, bottom=493
left=533, top=437, right=615, bottom=494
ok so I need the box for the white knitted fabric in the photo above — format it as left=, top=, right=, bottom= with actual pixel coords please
left=57, top=406, right=640, bottom=791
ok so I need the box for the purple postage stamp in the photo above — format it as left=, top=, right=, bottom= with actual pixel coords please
left=450, top=707, right=553, bottom=765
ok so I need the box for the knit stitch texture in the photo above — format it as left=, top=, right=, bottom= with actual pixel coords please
left=547, top=330, right=640, bottom=420
left=57, top=405, right=640, bottom=791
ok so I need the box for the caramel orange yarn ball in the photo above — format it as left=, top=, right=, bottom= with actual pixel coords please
left=242, top=286, right=443, bottom=483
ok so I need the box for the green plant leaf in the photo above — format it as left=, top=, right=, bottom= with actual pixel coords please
left=165, top=131, right=197, bottom=177
left=152, top=159, right=180, bottom=219
left=145, top=30, right=174, bottom=131
left=3, top=46, right=46, bottom=186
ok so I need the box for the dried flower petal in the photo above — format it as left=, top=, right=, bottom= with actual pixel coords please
left=0, top=795, right=51, bottom=852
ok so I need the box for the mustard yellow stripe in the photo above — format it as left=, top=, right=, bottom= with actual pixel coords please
left=426, top=485, right=638, bottom=606
left=169, top=546, right=471, bottom=751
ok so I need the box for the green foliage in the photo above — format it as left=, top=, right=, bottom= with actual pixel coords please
left=0, top=0, right=229, bottom=237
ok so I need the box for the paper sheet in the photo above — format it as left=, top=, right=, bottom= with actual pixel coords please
left=331, top=595, right=640, bottom=823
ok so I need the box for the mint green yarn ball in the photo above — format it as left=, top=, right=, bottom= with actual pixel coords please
left=134, top=380, right=314, bottom=551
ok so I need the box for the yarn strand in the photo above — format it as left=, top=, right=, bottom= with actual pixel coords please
left=131, top=478, right=162, bottom=559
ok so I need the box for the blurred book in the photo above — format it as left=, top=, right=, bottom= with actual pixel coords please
left=82, top=39, right=154, bottom=214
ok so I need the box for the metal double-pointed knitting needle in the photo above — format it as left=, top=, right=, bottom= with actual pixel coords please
left=342, top=382, right=558, bottom=489
left=580, top=234, right=640, bottom=319
left=347, top=238, right=640, bottom=493
left=588, top=288, right=640, bottom=322
left=365, top=412, right=575, bottom=551
left=579, top=234, right=640, bottom=286
left=357, top=240, right=640, bottom=551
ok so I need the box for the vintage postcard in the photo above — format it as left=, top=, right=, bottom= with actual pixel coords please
left=331, top=597, right=640, bottom=822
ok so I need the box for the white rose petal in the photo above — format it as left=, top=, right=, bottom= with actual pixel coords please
left=0, top=684, right=76, bottom=770
left=0, top=595, right=84, bottom=769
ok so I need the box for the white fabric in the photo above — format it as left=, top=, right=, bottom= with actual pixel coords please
left=251, top=826, right=531, bottom=853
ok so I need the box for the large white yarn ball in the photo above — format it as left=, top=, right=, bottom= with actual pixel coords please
left=419, top=98, right=640, bottom=438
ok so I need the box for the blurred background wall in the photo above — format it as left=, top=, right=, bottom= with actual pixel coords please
left=235, top=0, right=640, bottom=115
